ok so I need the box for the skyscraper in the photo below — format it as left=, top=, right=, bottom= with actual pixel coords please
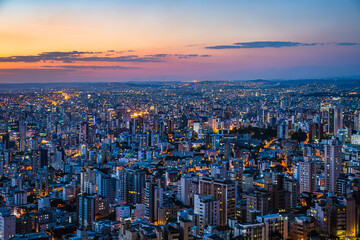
left=77, top=193, right=95, bottom=230
left=144, top=181, right=157, bottom=223
left=299, top=157, right=317, bottom=193
left=98, top=176, right=116, bottom=201
left=194, top=194, right=220, bottom=234
left=32, top=148, right=48, bottom=172
left=334, top=106, right=343, bottom=135
left=119, top=168, right=146, bottom=204
left=77, top=193, right=109, bottom=230
left=199, top=177, right=236, bottom=226
left=328, top=106, right=343, bottom=135
left=324, top=139, right=342, bottom=193
left=80, top=168, right=97, bottom=193
left=309, top=123, right=323, bottom=142
left=178, top=175, right=193, bottom=206
left=79, top=122, right=87, bottom=143
left=283, top=178, right=299, bottom=208
left=328, top=107, right=335, bottom=134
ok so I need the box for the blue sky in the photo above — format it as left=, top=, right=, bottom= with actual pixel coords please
left=0, top=0, right=359, bottom=82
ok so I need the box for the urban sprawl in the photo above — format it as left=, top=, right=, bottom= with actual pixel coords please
left=0, top=80, right=360, bottom=240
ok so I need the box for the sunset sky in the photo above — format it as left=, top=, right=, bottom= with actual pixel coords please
left=0, top=0, right=360, bottom=83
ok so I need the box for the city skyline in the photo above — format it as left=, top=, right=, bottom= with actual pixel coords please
left=0, top=0, right=360, bottom=82
left=2, top=2, right=360, bottom=239
left=1, top=80, right=360, bottom=240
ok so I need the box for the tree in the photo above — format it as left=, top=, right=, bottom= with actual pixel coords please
left=291, top=129, right=307, bottom=143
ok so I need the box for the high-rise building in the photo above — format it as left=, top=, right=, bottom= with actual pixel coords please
left=354, top=113, right=360, bottom=132
left=277, top=121, right=289, bottom=139
left=63, top=181, right=76, bottom=201
left=328, top=106, right=343, bottom=135
left=116, top=206, right=131, bottom=221
left=283, top=178, right=299, bottom=208
left=118, top=168, right=146, bottom=204
left=256, top=214, right=288, bottom=240
left=289, top=216, right=314, bottom=240
left=144, top=181, right=157, bottom=223
left=324, top=139, right=342, bottom=193
left=52, top=150, right=63, bottom=171
left=349, top=186, right=360, bottom=237
left=98, top=175, right=116, bottom=201
left=193, top=121, right=201, bottom=134
left=77, top=194, right=96, bottom=230
left=14, top=191, right=27, bottom=206
left=80, top=168, right=97, bottom=193
left=79, top=122, right=87, bottom=143
left=199, top=177, right=236, bottom=226
left=178, top=176, right=193, bottom=206
left=193, top=194, right=220, bottom=234
left=242, top=174, right=254, bottom=193
left=313, top=197, right=347, bottom=237
left=309, top=123, right=323, bottom=142
left=344, top=196, right=357, bottom=238
left=328, top=107, right=335, bottom=134
left=0, top=210, right=16, bottom=240
left=77, top=193, right=109, bottom=230
left=208, top=118, right=217, bottom=130
left=32, top=148, right=48, bottom=171
left=299, top=157, right=317, bottom=193
left=38, top=196, right=50, bottom=210
left=236, top=222, right=264, bottom=240
left=245, top=191, right=272, bottom=222
left=153, top=186, right=163, bottom=223
left=334, top=106, right=343, bottom=135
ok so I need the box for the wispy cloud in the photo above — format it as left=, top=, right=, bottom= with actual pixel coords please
left=337, top=42, right=360, bottom=46
left=0, top=52, right=163, bottom=63
left=145, top=54, right=211, bottom=59
left=43, top=65, right=139, bottom=70
left=174, top=54, right=210, bottom=59
left=206, top=41, right=360, bottom=50
left=206, top=41, right=319, bottom=49
left=0, top=50, right=211, bottom=64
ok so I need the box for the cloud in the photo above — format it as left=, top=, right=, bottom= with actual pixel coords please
left=0, top=50, right=211, bottom=63
left=206, top=41, right=320, bottom=49
left=337, top=42, right=360, bottom=46
left=0, top=51, right=93, bottom=63
left=173, top=54, right=211, bottom=58
left=206, top=41, right=360, bottom=49
left=145, top=54, right=211, bottom=59
left=43, top=65, right=139, bottom=70
left=115, top=50, right=135, bottom=54
left=146, top=54, right=169, bottom=58
left=0, top=51, right=164, bottom=63
left=174, top=54, right=198, bottom=59
left=71, top=55, right=163, bottom=63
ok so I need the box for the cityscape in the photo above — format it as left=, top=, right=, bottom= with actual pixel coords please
left=1, top=0, right=360, bottom=240
left=0, top=79, right=359, bottom=239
